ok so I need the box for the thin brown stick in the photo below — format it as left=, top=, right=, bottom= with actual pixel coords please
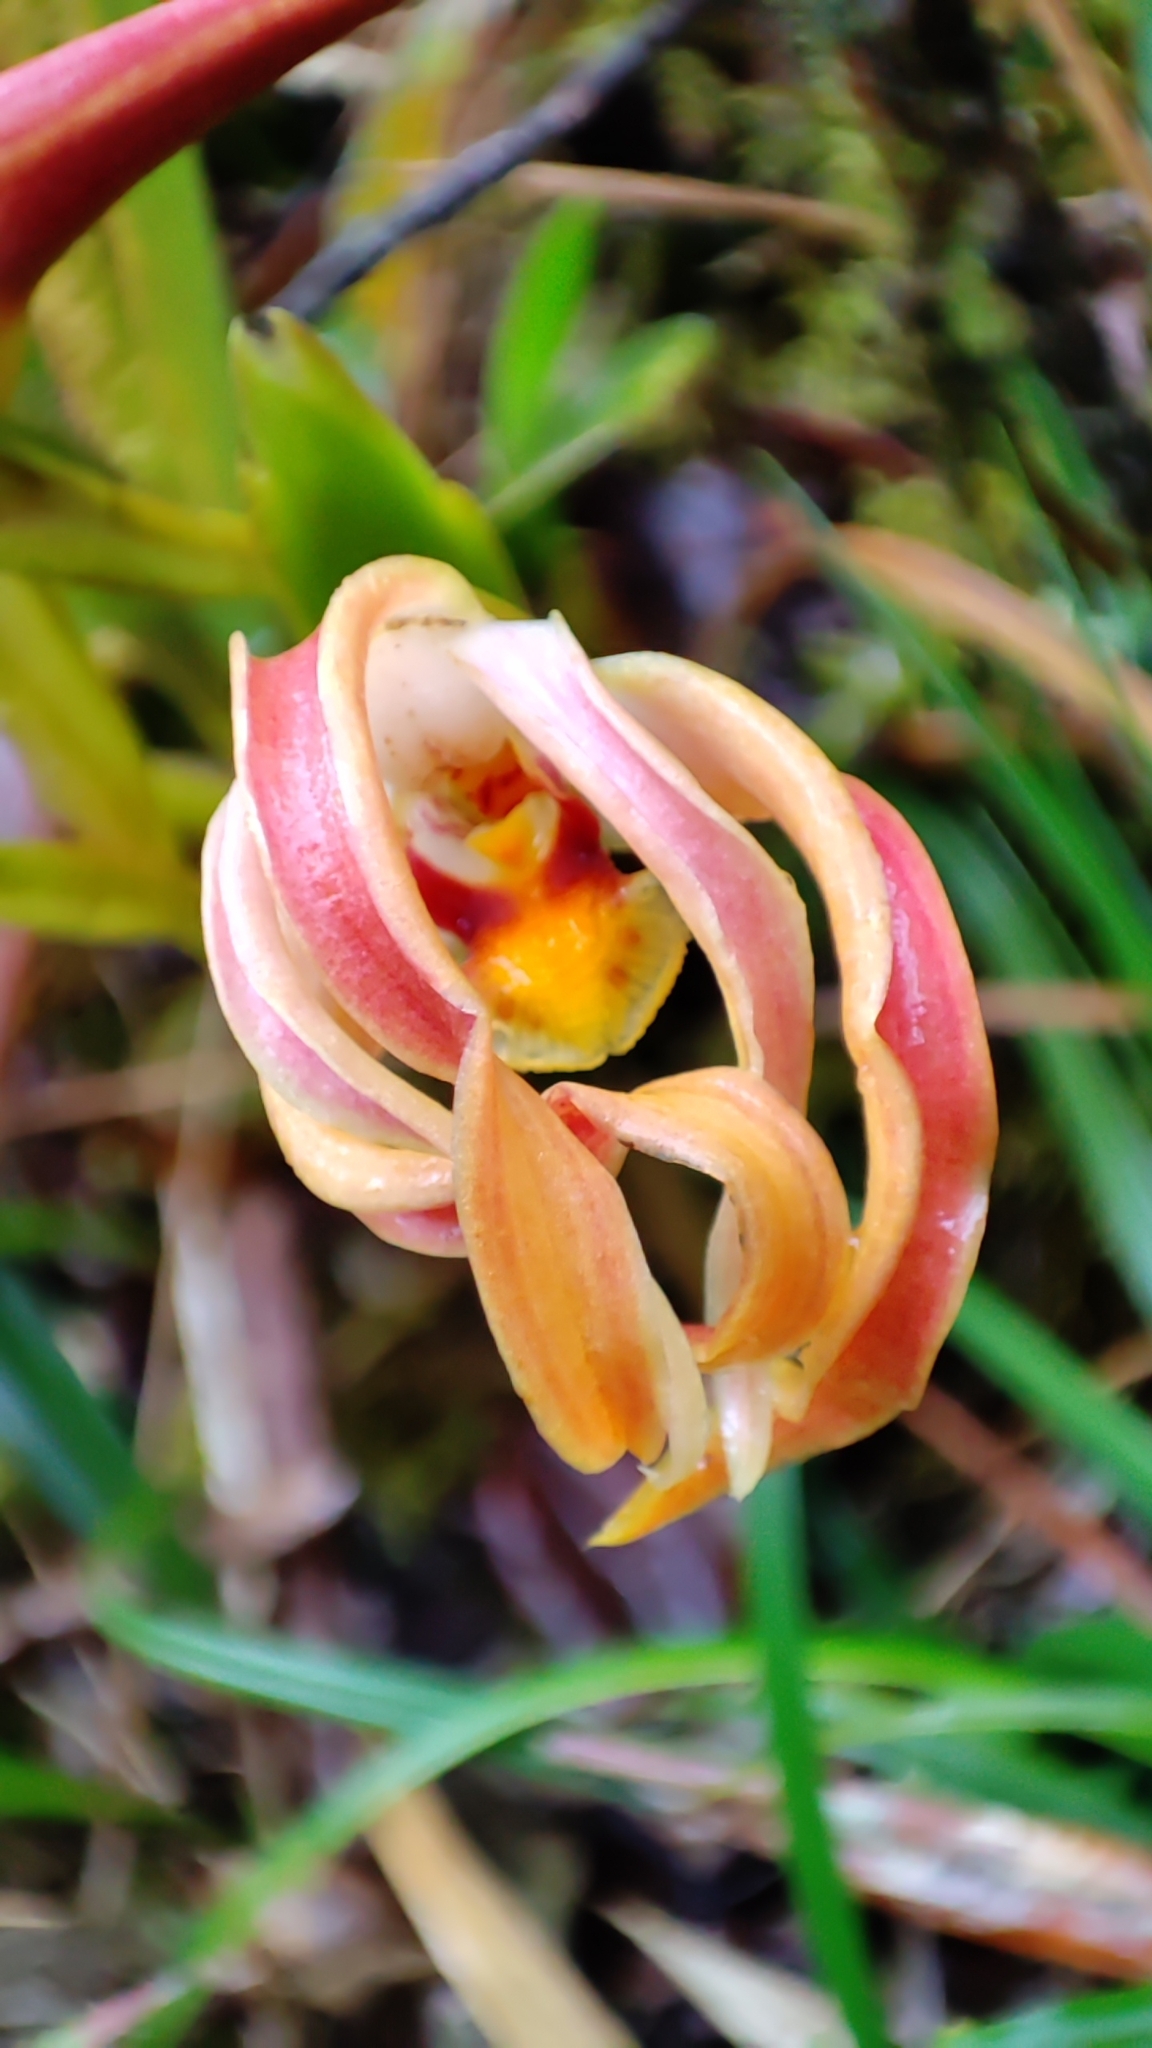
left=815, top=979, right=1152, bottom=1037
left=398, top=158, right=896, bottom=252
left=903, top=1384, right=1152, bottom=1627
left=0, top=1050, right=251, bottom=1141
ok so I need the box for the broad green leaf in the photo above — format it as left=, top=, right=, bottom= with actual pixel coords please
left=1, top=1, right=239, bottom=510
left=0, top=419, right=269, bottom=598
left=231, top=310, right=523, bottom=631
left=954, top=1275, right=1152, bottom=1531
left=488, top=314, right=717, bottom=529
left=0, top=573, right=173, bottom=852
left=482, top=200, right=602, bottom=487
left=0, top=841, right=200, bottom=950
left=146, top=754, right=230, bottom=842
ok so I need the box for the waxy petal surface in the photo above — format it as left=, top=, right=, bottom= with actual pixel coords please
left=235, top=624, right=477, bottom=1078
left=550, top=1068, right=849, bottom=1371
left=594, top=782, right=996, bottom=1544
left=0, top=0, right=389, bottom=316
left=455, top=619, right=815, bottom=1107
left=261, top=1083, right=455, bottom=1214
left=453, top=1021, right=703, bottom=1476
left=596, top=651, right=922, bottom=1415
left=205, top=788, right=453, bottom=1151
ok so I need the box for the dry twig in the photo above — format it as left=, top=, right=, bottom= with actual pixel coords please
left=275, top=0, right=708, bottom=321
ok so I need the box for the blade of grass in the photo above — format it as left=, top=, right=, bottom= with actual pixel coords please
left=744, top=1470, right=889, bottom=2048
left=760, top=459, right=1152, bottom=986
left=949, top=1984, right=1152, bottom=2046
left=0, top=1268, right=207, bottom=1600
left=0, top=1266, right=139, bottom=1535
left=953, top=1275, right=1152, bottom=1531
left=897, top=794, right=1152, bottom=1324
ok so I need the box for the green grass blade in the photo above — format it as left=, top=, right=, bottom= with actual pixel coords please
left=949, top=1985, right=1152, bottom=2047
left=0, top=1749, right=164, bottom=1823
left=0, top=1267, right=140, bottom=1535
left=0, top=1270, right=208, bottom=1603
left=745, top=1470, right=890, bottom=2048
left=954, top=1275, right=1152, bottom=1528
left=899, top=795, right=1152, bottom=1323
left=0, top=841, right=201, bottom=951
left=481, top=199, right=602, bottom=485
left=102, top=1603, right=471, bottom=1732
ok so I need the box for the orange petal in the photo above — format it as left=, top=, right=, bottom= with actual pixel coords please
left=261, top=1082, right=455, bottom=1213
left=551, top=1067, right=849, bottom=1372
left=590, top=1435, right=727, bottom=1547
left=453, top=1022, right=704, bottom=1475
left=597, top=652, right=923, bottom=1420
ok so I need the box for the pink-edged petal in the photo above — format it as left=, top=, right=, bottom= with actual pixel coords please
left=234, top=625, right=476, bottom=1079
left=261, top=1082, right=455, bottom=1215
left=204, top=787, right=453, bottom=1152
left=774, top=781, right=997, bottom=1457
left=549, top=1068, right=849, bottom=1371
left=594, top=650, right=923, bottom=1418
left=454, top=618, right=814, bottom=1108
left=358, top=1205, right=466, bottom=1258
left=453, top=1020, right=706, bottom=1477
left=592, top=783, right=997, bottom=1544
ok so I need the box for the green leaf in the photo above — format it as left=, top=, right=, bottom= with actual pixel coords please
left=4, top=0, right=240, bottom=510
left=488, top=314, right=717, bottom=529
left=0, top=572, right=174, bottom=852
left=0, top=1748, right=163, bottom=1823
left=231, top=310, right=523, bottom=631
left=482, top=199, right=602, bottom=486
left=953, top=1274, right=1152, bottom=1530
left=0, top=1198, right=153, bottom=1268
left=767, top=463, right=1152, bottom=988
left=950, top=1986, right=1152, bottom=2047
left=0, top=1266, right=140, bottom=1535
left=0, top=841, right=201, bottom=950
left=101, top=1602, right=470, bottom=1733
left=744, top=1472, right=890, bottom=2048
left=896, top=795, right=1152, bottom=1323
left=0, top=1269, right=209, bottom=1604
left=0, top=419, right=270, bottom=597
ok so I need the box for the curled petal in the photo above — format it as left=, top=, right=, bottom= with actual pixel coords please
left=455, top=618, right=815, bottom=1107
left=596, top=650, right=922, bottom=1417
left=593, top=782, right=996, bottom=1544
left=234, top=597, right=478, bottom=1078
left=453, top=1021, right=707, bottom=1478
left=204, top=788, right=453, bottom=1152
left=261, top=1083, right=455, bottom=1215
left=550, top=1068, right=849, bottom=1371
left=358, top=1206, right=466, bottom=1259
left=0, top=0, right=387, bottom=317
left=775, top=781, right=997, bottom=1459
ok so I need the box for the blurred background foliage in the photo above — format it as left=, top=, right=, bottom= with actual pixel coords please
left=9, top=0, right=1152, bottom=2042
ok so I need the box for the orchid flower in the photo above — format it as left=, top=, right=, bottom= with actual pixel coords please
left=0, top=0, right=388, bottom=326
left=204, top=556, right=997, bottom=1543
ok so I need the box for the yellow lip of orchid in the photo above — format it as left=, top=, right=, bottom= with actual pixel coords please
left=204, top=554, right=997, bottom=1540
